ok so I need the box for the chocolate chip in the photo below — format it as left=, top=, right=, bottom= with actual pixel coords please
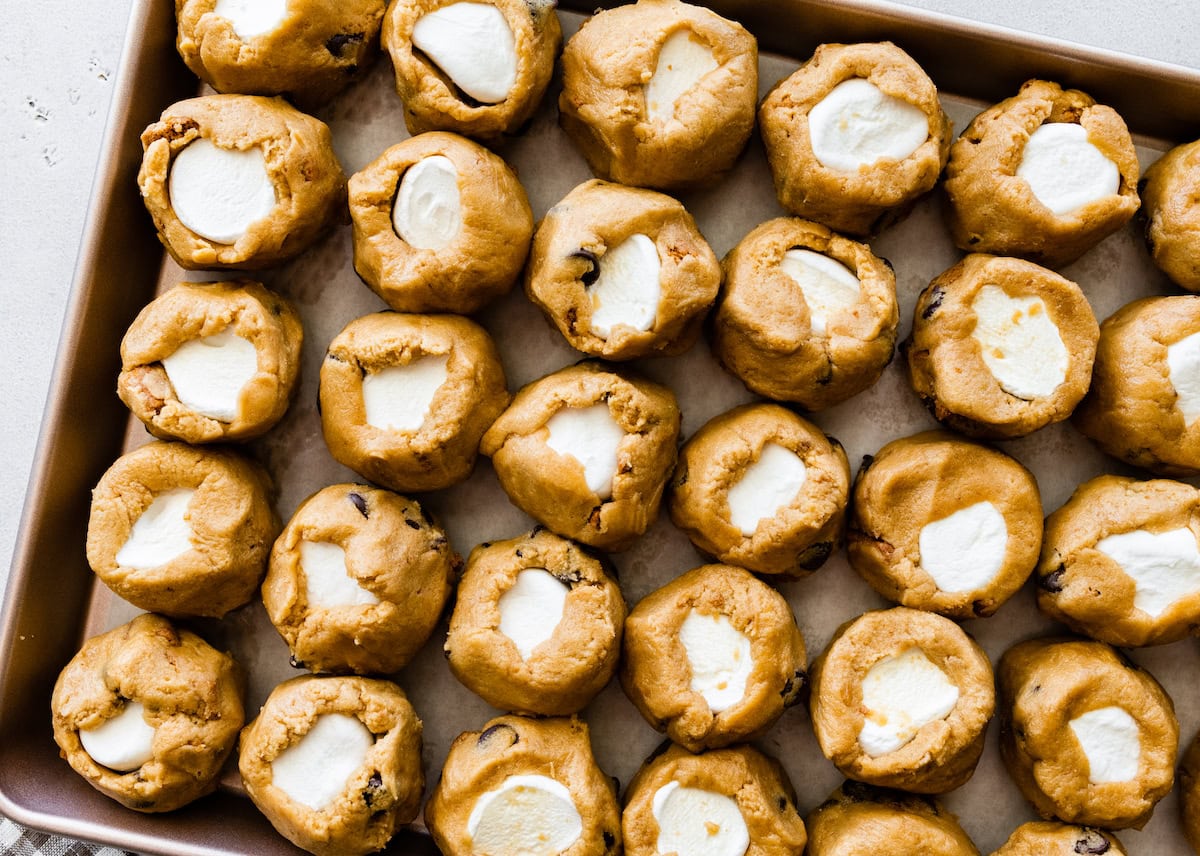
left=326, top=32, right=364, bottom=57
left=859, top=454, right=874, bottom=473
left=797, top=541, right=833, bottom=571
left=515, top=549, right=524, bottom=558
left=776, top=795, right=789, bottom=811
left=565, top=306, right=578, bottom=335
left=1074, top=830, right=1111, bottom=854
left=477, top=723, right=519, bottom=749
left=551, top=567, right=583, bottom=586
left=602, top=831, right=616, bottom=850
left=362, top=772, right=384, bottom=808
left=921, top=285, right=944, bottom=319
left=1040, top=566, right=1066, bottom=593
left=570, top=249, right=600, bottom=286
left=348, top=492, right=369, bottom=518
left=531, top=525, right=545, bottom=536
left=288, top=655, right=306, bottom=670
left=404, top=518, right=420, bottom=530
left=781, top=668, right=808, bottom=707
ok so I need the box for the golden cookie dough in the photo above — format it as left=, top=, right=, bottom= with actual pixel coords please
left=348, top=131, right=533, bottom=313
left=621, top=564, right=807, bottom=752
left=50, top=614, right=245, bottom=813
left=445, top=528, right=625, bottom=716
left=262, top=484, right=457, bottom=675
left=904, top=253, right=1099, bottom=439
left=175, top=0, right=386, bottom=109
left=622, top=743, right=807, bottom=856
left=558, top=0, right=757, bottom=190
left=944, top=79, right=1140, bottom=268
left=382, top=0, right=561, bottom=140
left=669, top=403, right=850, bottom=577
left=1142, top=138, right=1200, bottom=291
left=998, top=637, right=1178, bottom=830
left=117, top=280, right=302, bottom=444
left=526, top=179, right=720, bottom=361
left=758, top=41, right=952, bottom=237
left=809, top=607, right=994, bottom=794
left=847, top=431, right=1043, bottom=619
left=320, top=312, right=509, bottom=493
left=138, top=94, right=346, bottom=270
left=1182, top=729, right=1200, bottom=853
left=713, top=217, right=898, bottom=409
left=238, top=675, right=423, bottom=856
left=480, top=362, right=680, bottom=551
left=86, top=441, right=278, bottom=618
left=1037, top=475, right=1200, bottom=647
left=989, top=822, right=1127, bottom=856
left=1073, top=295, right=1200, bottom=475
left=805, top=782, right=979, bottom=856
left=425, top=715, right=621, bottom=856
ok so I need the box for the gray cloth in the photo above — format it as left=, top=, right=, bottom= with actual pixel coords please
left=0, top=816, right=132, bottom=856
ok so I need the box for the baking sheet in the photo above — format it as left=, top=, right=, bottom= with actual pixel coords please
left=4, top=1, right=1200, bottom=853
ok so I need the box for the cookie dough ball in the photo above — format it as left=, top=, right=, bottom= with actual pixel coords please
left=138, top=94, right=346, bottom=270
left=805, top=782, right=979, bottom=856
left=713, top=218, right=898, bottom=409
left=848, top=431, right=1043, bottom=619
left=382, top=0, right=561, bottom=140
left=998, top=637, right=1178, bottom=829
left=263, top=484, right=457, bottom=675
left=989, top=822, right=1126, bottom=856
left=50, top=614, right=244, bottom=813
left=425, top=715, right=620, bottom=856
left=669, top=403, right=850, bottom=577
left=810, top=607, right=994, bottom=794
left=1142, top=138, right=1200, bottom=291
left=559, top=0, right=757, bottom=190
left=480, top=362, right=680, bottom=551
left=1073, top=296, right=1200, bottom=475
left=175, top=0, right=385, bottom=109
left=320, top=312, right=509, bottom=493
left=86, top=441, right=278, bottom=618
left=238, top=676, right=423, bottom=856
left=446, top=529, right=625, bottom=716
left=1182, top=729, right=1200, bottom=853
left=349, top=132, right=533, bottom=313
left=621, top=564, right=807, bottom=752
left=526, top=179, right=720, bottom=361
left=904, top=253, right=1099, bottom=439
left=759, top=42, right=951, bottom=237
left=117, top=280, right=302, bottom=444
left=944, top=79, right=1139, bottom=268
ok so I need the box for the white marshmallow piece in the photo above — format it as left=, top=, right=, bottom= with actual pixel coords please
left=779, top=249, right=861, bottom=336
left=498, top=568, right=569, bottom=660
left=807, top=78, right=929, bottom=172
left=1095, top=527, right=1200, bottom=619
left=644, top=29, right=718, bottom=123
left=1017, top=122, right=1120, bottom=216
left=859, top=647, right=959, bottom=757
left=115, top=488, right=196, bottom=570
left=213, top=0, right=289, bottom=39
left=299, top=540, right=380, bottom=610
left=971, top=284, right=1068, bottom=400
left=169, top=138, right=276, bottom=245
left=1069, top=706, right=1141, bottom=784
left=726, top=443, right=808, bottom=537
left=412, top=3, right=517, bottom=104
left=467, top=775, right=583, bottom=856
left=1167, top=330, right=1200, bottom=425
left=545, top=403, right=626, bottom=500
left=161, top=327, right=258, bottom=423
left=652, top=781, right=750, bottom=856
left=271, top=713, right=374, bottom=810
left=362, top=355, right=449, bottom=433
left=679, top=610, right=753, bottom=713
left=392, top=155, right=462, bottom=250
left=588, top=234, right=662, bottom=338
left=79, top=700, right=156, bottom=772
left=917, top=501, right=1009, bottom=594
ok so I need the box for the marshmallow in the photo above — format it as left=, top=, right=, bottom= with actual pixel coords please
left=779, top=249, right=861, bottom=336
left=1069, top=706, right=1141, bottom=784
left=79, top=700, right=156, bottom=772
left=411, top=3, right=517, bottom=104
left=392, top=155, right=462, bottom=250
left=726, top=443, right=808, bottom=537
left=115, top=488, right=195, bottom=570
left=161, top=326, right=258, bottom=423
left=1167, top=330, right=1200, bottom=425
left=1017, top=122, right=1121, bottom=216
left=498, top=568, right=568, bottom=660
left=213, top=0, right=289, bottom=40
left=807, top=78, right=929, bottom=172
left=1095, top=527, right=1200, bottom=619
left=588, top=234, right=662, bottom=338
left=545, top=403, right=626, bottom=499
left=299, top=540, right=381, bottom=610
left=679, top=610, right=753, bottom=713
left=918, top=501, right=1009, bottom=593
left=271, top=713, right=374, bottom=810
left=467, top=775, right=583, bottom=856
left=859, top=647, right=959, bottom=757
left=362, top=355, right=449, bottom=433
left=169, top=138, right=277, bottom=245
left=652, top=781, right=750, bottom=856
left=971, top=284, right=1068, bottom=400
left=644, top=29, right=718, bottom=123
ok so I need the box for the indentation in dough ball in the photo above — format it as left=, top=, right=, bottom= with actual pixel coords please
left=411, top=3, right=518, bottom=104
left=807, top=78, right=928, bottom=172
left=168, top=138, right=276, bottom=245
